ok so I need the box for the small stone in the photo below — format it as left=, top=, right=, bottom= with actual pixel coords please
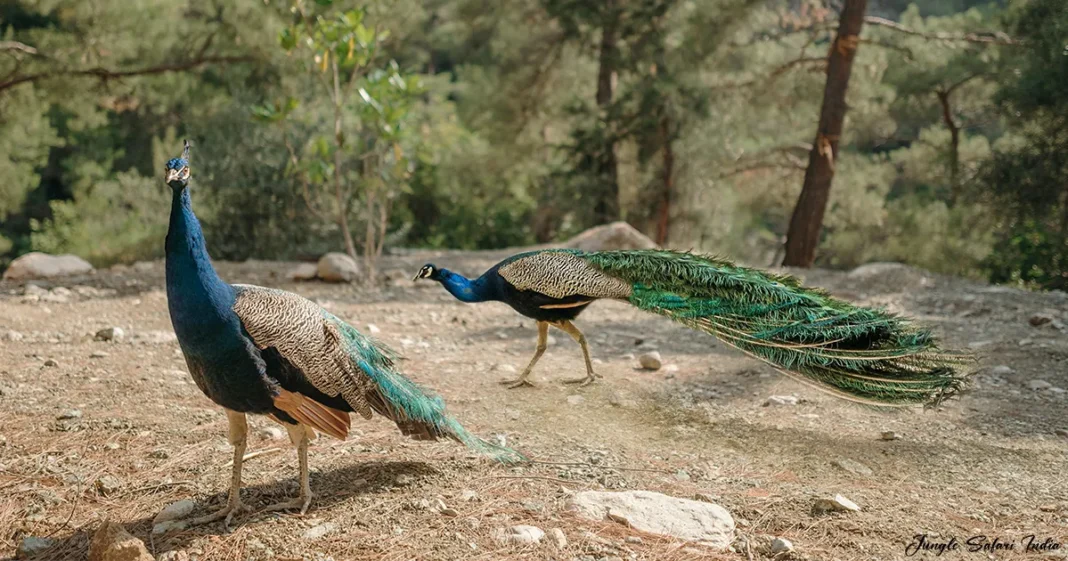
left=154, top=500, right=196, bottom=526
left=95, top=475, right=122, bottom=496
left=833, top=458, right=873, bottom=477
left=2, top=330, right=24, bottom=342
left=1026, top=379, right=1053, bottom=391
left=460, top=489, right=479, bottom=502
left=44, top=359, right=58, bottom=367
left=89, top=520, right=153, bottom=561
left=90, top=350, right=109, bottom=358
left=880, top=431, right=901, bottom=441
left=287, top=262, right=319, bottom=281
left=1019, top=338, right=1034, bottom=347
left=157, top=551, right=189, bottom=561
left=567, top=395, right=586, bottom=406
left=546, top=335, right=558, bottom=346
left=492, top=525, right=545, bottom=545
left=674, top=470, right=691, bottom=481
left=367, top=324, right=381, bottom=335
left=440, top=507, right=459, bottom=517
left=1029, top=311, right=1056, bottom=327
left=17, top=536, right=56, bottom=559
left=95, top=327, right=125, bottom=342
left=58, top=409, right=82, bottom=420
left=639, top=351, right=662, bottom=370
left=1054, top=429, right=1068, bottom=439
left=395, top=474, right=414, bottom=486
left=549, top=528, right=567, bottom=548
left=259, top=426, right=286, bottom=440
left=989, top=365, right=1014, bottom=375
left=302, top=523, right=336, bottom=540
left=625, top=536, right=644, bottom=544
left=764, top=395, right=799, bottom=407
left=149, top=449, right=170, bottom=459
left=811, top=494, right=861, bottom=515
left=105, top=442, right=121, bottom=451
left=968, top=340, right=993, bottom=349
left=771, top=537, right=794, bottom=553
left=494, top=364, right=518, bottom=375
left=506, top=409, right=521, bottom=420
left=317, top=252, right=360, bottom=283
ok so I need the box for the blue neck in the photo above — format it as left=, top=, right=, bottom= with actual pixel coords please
left=165, top=188, right=235, bottom=329
left=438, top=270, right=494, bottom=303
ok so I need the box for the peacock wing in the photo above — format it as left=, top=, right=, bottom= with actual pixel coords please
left=230, top=285, right=378, bottom=428
left=497, top=251, right=633, bottom=300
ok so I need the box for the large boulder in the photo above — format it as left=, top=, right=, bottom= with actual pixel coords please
left=564, top=222, right=657, bottom=251
left=3, top=252, right=93, bottom=281
left=89, top=520, right=153, bottom=561
left=317, top=252, right=360, bottom=283
left=568, top=490, right=735, bottom=549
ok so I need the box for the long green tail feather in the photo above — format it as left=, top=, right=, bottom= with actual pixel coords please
left=326, top=313, right=526, bottom=464
left=580, top=250, right=972, bottom=407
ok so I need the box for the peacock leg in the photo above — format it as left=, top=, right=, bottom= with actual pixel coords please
left=263, top=423, right=314, bottom=514
left=557, top=320, right=600, bottom=386
left=184, top=409, right=252, bottom=528
left=500, top=321, right=549, bottom=389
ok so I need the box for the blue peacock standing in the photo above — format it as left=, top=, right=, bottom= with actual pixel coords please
left=164, top=141, right=519, bottom=528
left=414, top=250, right=970, bottom=406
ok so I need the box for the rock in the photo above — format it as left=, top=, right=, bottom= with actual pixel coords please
left=287, top=262, right=319, bottom=281
left=1055, top=429, right=1068, bottom=439
left=968, top=340, right=993, bottom=350
left=58, top=409, right=82, bottom=420
left=847, top=262, right=926, bottom=289
left=259, top=426, right=286, bottom=440
left=567, top=395, right=586, bottom=406
left=625, top=536, right=644, bottom=544
left=157, top=551, right=189, bottom=561
left=394, top=474, right=414, bottom=486
left=811, top=494, right=861, bottom=515
left=16, top=536, right=56, bottom=559
left=771, top=537, right=794, bottom=554
left=153, top=500, right=195, bottom=527
left=833, top=458, right=873, bottom=477
left=317, top=252, right=360, bottom=283
left=459, top=489, right=479, bottom=502
left=639, top=351, right=662, bottom=370
left=764, top=395, right=799, bottom=407
left=90, top=351, right=109, bottom=358
left=880, top=430, right=901, bottom=441
left=302, top=523, right=336, bottom=540
left=95, top=327, right=125, bottom=342
left=3, top=252, right=93, bottom=280
left=2, top=330, right=24, bottom=342
left=44, top=359, right=58, bottom=367
left=569, top=490, right=735, bottom=549
left=1029, top=310, right=1057, bottom=327
left=492, top=525, right=545, bottom=546
left=1026, top=379, right=1053, bottom=391
left=564, top=221, right=657, bottom=251
left=989, top=365, right=1014, bottom=375
left=367, top=324, right=381, bottom=335
left=549, top=528, right=567, bottom=548
left=89, top=520, right=153, bottom=561
left=95, top=475, right=122, bottom=496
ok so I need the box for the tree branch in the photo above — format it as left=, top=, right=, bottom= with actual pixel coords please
left=863, top=16, right=1020, bottom=46
left=0, top=54, right=254, bottom=94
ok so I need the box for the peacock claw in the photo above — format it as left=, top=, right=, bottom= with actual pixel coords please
left=263, top=493, right=313, bottom=515
left=563, top=372, right=601, bottom=386
left=499, top=377, right=535, bottom=389
left=183, top=499, right=251, bottom=530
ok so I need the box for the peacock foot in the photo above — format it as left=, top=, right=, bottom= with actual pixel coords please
left=499, top=377, right=536, bottom=389
left=262, top=492, right=313, bottom=515
left=182, top=498, right=252, bottom=530
left=562, top=372, right=601, bottom=386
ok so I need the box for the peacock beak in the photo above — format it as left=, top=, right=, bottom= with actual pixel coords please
left=412, top=272, right=422, bottom=281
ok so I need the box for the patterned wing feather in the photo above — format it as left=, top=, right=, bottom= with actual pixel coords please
left=498, top=251, right=632, bottom=299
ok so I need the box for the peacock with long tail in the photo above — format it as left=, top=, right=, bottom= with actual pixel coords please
left=164, top=141, right=521, bottom=528
left=414, top=249, right=970, bottom=406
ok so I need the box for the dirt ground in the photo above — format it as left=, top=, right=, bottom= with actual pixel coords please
left=1, top=250, right=1066, bottom=561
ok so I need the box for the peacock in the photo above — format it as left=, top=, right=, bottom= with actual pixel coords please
left=163, top=141, right=521, bottom=528
left=413, top=249, right=970, bottom=406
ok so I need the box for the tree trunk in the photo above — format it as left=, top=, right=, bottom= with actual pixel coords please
left=936, top=89, right=961, bottom=206
left=782, top=0, right=867, bottom=267
left=330, top=58, right=358, bottom=260
left=655, top=116, right=675, bottom=245
left=592, top=2, right=621, bottom=224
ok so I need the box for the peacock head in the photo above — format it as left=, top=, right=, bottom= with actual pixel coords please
left=413, top=264, right=442, bottom=282
left=165, top=140, right=192, bottom=190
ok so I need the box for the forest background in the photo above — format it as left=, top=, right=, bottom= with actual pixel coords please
left=1, top=0, right=1065, bottom=289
